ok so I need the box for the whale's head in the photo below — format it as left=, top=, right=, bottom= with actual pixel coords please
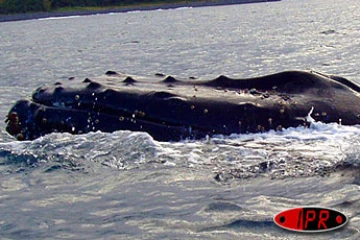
left=5, top=71, right=360, bottom=141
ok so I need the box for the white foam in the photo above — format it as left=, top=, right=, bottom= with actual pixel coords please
left=1, top=119, right=360, bottom=177
left=38, top=15, right=82, bottom=21
left=173, top=7, right=193, bottom=11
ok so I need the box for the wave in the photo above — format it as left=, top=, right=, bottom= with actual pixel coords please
left=1, top=121, right=360, bottom=178
left=38, top=15, right=83, bottom=21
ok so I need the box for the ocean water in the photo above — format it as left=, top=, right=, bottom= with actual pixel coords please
left=0, top=0, right=360, bottom=239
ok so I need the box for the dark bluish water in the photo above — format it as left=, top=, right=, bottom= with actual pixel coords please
left=0, top=0, right=359, bottom=238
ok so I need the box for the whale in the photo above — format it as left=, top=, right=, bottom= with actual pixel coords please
left=5, top=70, right=360, bottom=141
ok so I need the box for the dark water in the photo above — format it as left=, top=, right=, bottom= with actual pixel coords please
left=0, top=0, right=360, bottom=238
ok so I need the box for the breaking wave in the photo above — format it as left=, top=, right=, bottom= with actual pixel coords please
left=1, top=121, right=360, bottom=179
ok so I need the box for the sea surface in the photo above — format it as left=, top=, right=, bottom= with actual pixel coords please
left=0, top=0, right=360, bottom=239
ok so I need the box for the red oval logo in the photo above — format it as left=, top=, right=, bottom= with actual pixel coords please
left=274, top=207, right=348, bottom=232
